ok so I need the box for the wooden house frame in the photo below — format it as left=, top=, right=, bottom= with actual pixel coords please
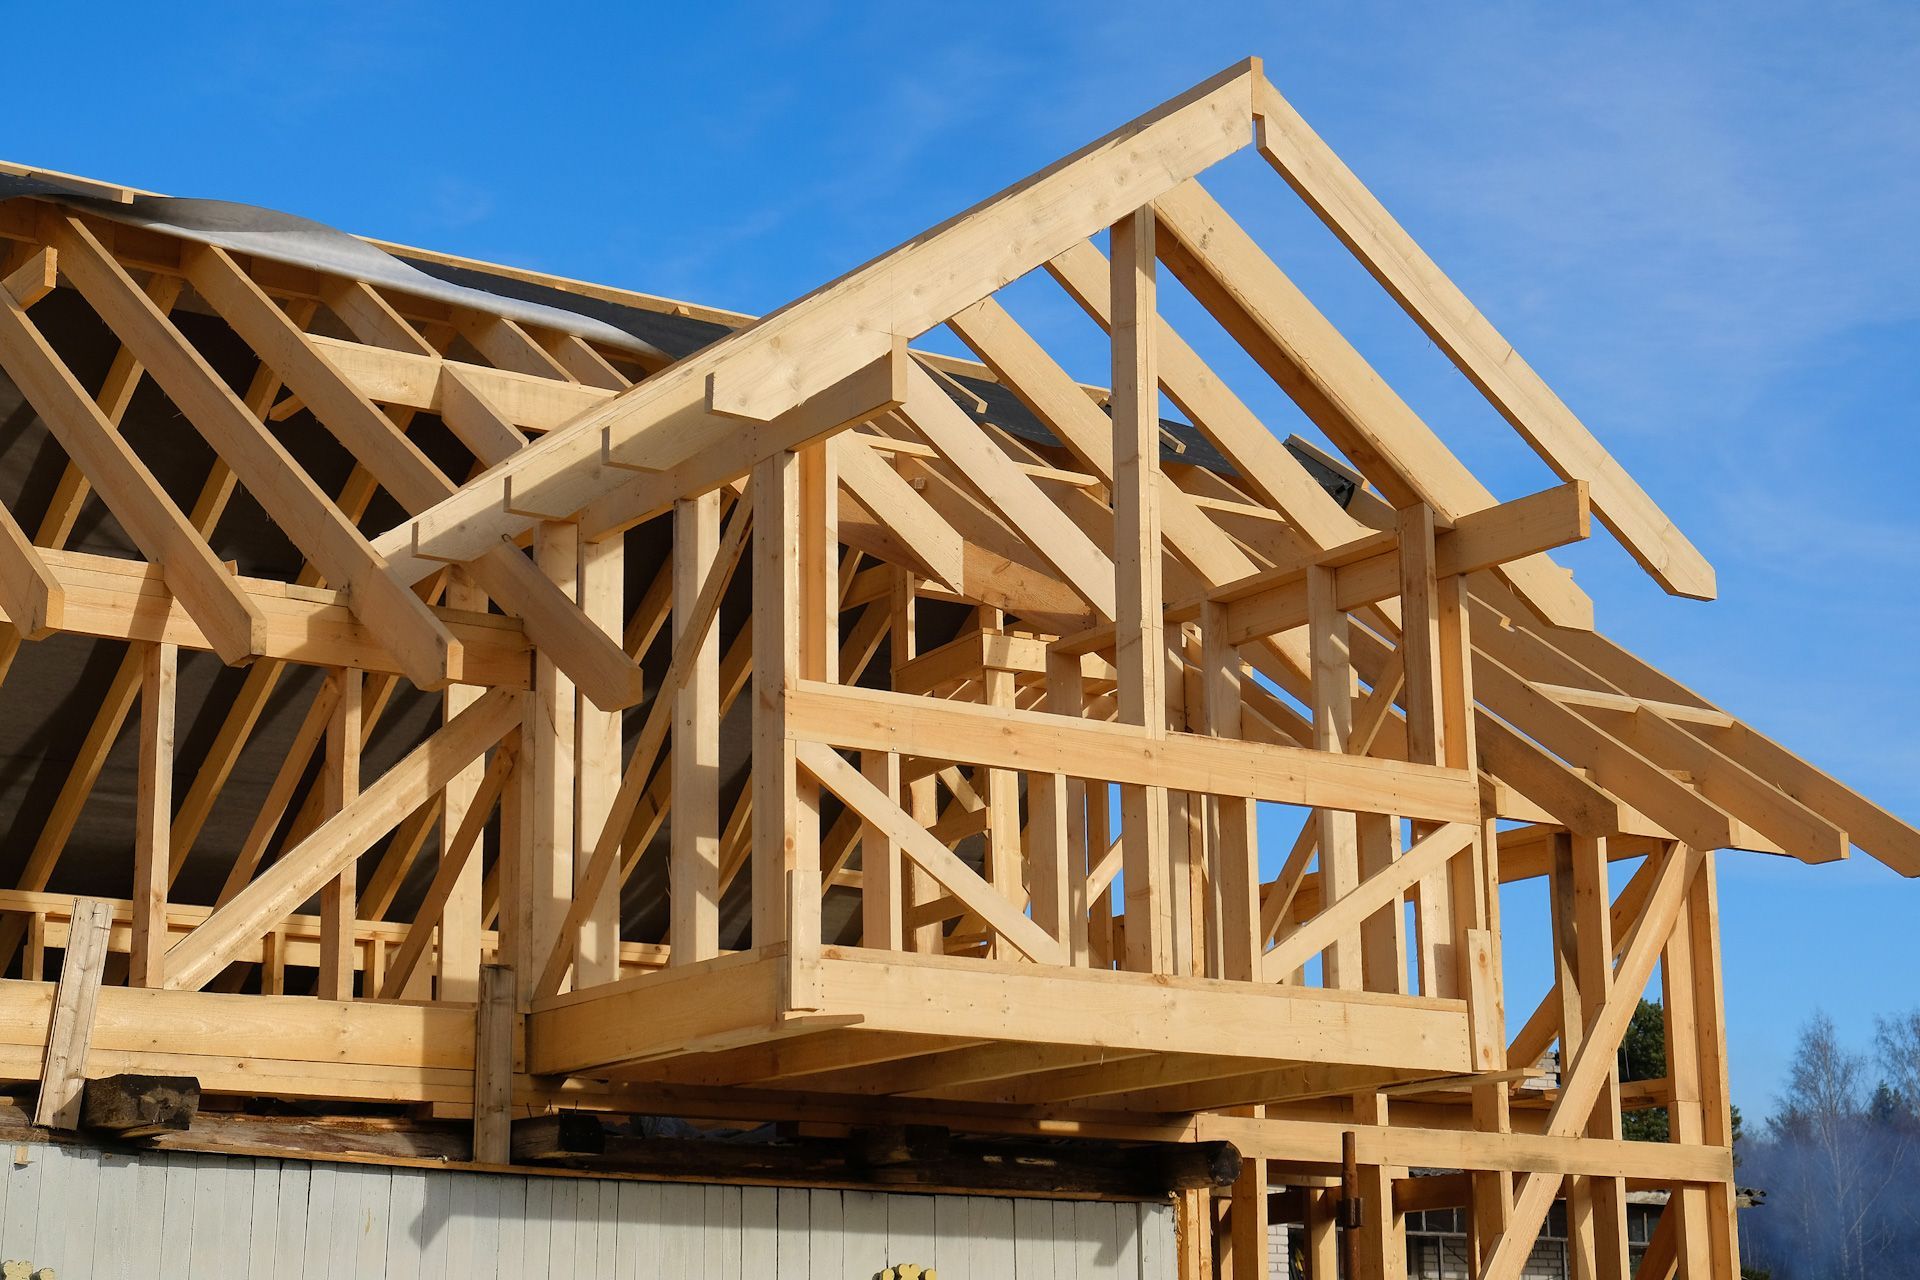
left=0, top=56, right=1909, bottom=1279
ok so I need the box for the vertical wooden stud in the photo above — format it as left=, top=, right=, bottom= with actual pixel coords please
left=438, top=576, right=487, bottom=1002
left=672, top=492, right=723, bottom=965
left=752, top=451, right=801, bottom=949
left=1201, top=602, right=1259, bottom=983
left=132, top=640, right=176, bottom=989
left=318, top=667, right=361, bottom=1000
left=528, top=522, right=578, bottom=990
left=575, top=531, right=624, bottom=986
left=1111, top=206, right=1172, bottom=975
left=473, top=963, right=515, bottom=1163
left=860, top=750, right=905, bottom=951
left=1307, top=563, right=1360, bottom=989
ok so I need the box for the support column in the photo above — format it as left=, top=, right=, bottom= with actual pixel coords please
left=753, top=451, right=802, bottom=949
left=1664, top=850, right=1737, bottom=1279
left=1551, top=833, right=1601, bottom=1280
left=1227, top=1108, right=1269, bottom=1279
left=1353, top=1091, right=1407, bottom=1280
left=1308, top=563, right=1360, bottom=989
left=889, top=570, right=942, bottom=956
left=318, top=667, right=361, bottom=1000
left=132, top=641, right=175, bottom=989
left=1201, top=602, right=1259, bottom=983
left=575, top=531, right=624, bottom=987
left=983, top=662, right=1022, bottom=960
left=671, top=493, right=722, bottom=966
left=438, top=576, right=486, bottom=1001
left=1574, top=834, right=1631, bottom=1278
left=1689, top=852, right=1743, bottom=1280
left=528, top=522, right=578, bottom=989
left=1111, top=206, right=1172, bottom=974
left=1030, top=650, right=1081, bottom=960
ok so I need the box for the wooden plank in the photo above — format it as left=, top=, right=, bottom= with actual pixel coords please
left=834, top=432, right=964, bottom=590
left=0, top=545, right=529, bottom=685
left=187, top=244, right=643, bottom=711
left=33, top=898, right=111, bottom=1128
left=0, top=276, right=266, bottom=664
left=0, top=501, right=61, bottom=639
left=814, top=948, right=1470, bottom=1073
left=386, top=61, right=1256, bottom=570
left=1479, top=843, right=1704, bottom=1279
left=132, top=642, right=176, bottom=990
left=671, top=490, right=723, bottom=966
left=1262, top=823, right=1475, bottom=982
left=317, top=669, right=362, bottom=1002
left=797, top=740, right=1066, bottom=965
left=1251, top=77, right=1715, bottom=600
left=786, top=681, right=1480, bottom=821
left=473, top=965, right=514, bottom=1164
left=1150, top=178, right=1592, bottom=631
left=578, top=344, right=908, bottom=540
left=1043, top=237, right=1368, bottom=550
left=164, top=688, right=523, bottom=991
left=897, top=362, right=1117, bottom=619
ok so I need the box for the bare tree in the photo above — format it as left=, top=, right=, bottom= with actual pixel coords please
left=1875, top=1010, right=1920, bottom=1122
left=1746, top=1012, right=1910, bottom=1279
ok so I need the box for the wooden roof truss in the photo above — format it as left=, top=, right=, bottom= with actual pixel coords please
left=0, top=57, right=1909, bottom=1280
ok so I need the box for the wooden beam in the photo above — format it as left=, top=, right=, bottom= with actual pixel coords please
left=797, top=740, right=1067, bottom=965
left=378, top=737, right=517, bottom=1000
left=1263, top=823, right=1475, bottom=982
left=185, top=244, right=644, bottom=711
left=1043, top=237, right=1368, bottom=551
left=897, top=362, right=1118, bottom=619
left=164, top=688, right=523, bottom=991
left=473, top=964, right=515, bottom=1164
left=0, top=501, right=61, bottom=639
left=0, top=278, right=266, bottom=663
left=317, top=669, right=362, bottom=1001
left=34, top=897, right=111, bottom=1129
left=834, top=432, right=964, bottom=590
left=386, top=60, right=1259, bottom=569
left=131, top=642, right=175, bottom=990
left=1, top=244, right=57, bottom=307
left=786, top=681, right=1480, bottom=822
left=1250, top=76, right=1715, bottom=601
left=1150, top=178, right=1592, bottom=631
left=533, top=498, right=752, bottom=999
left=577, top=345, right=909, bottom=541
left=1478, top=843, right=1704, bottom=1279
left=671, top=490, right=723, bottom=966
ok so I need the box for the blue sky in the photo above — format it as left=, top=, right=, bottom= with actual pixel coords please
left=15, top=2, right=1919, bottom=1119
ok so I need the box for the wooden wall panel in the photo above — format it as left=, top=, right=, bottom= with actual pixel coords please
left=0, top=1141, right=1176, bottom=1278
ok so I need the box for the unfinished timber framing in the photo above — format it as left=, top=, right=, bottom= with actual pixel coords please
left=0, top=56, right=1910, bottom=1280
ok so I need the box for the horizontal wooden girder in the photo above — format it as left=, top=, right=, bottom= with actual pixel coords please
left=785, top=681, right=1481, bottom=821
left=0, top=545, right=530, bottom=686
left=528, top=946, right=1473, bottom=1081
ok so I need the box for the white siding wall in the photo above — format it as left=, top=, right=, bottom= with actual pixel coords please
left=0, top=1140, right=1176, bottom=1278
